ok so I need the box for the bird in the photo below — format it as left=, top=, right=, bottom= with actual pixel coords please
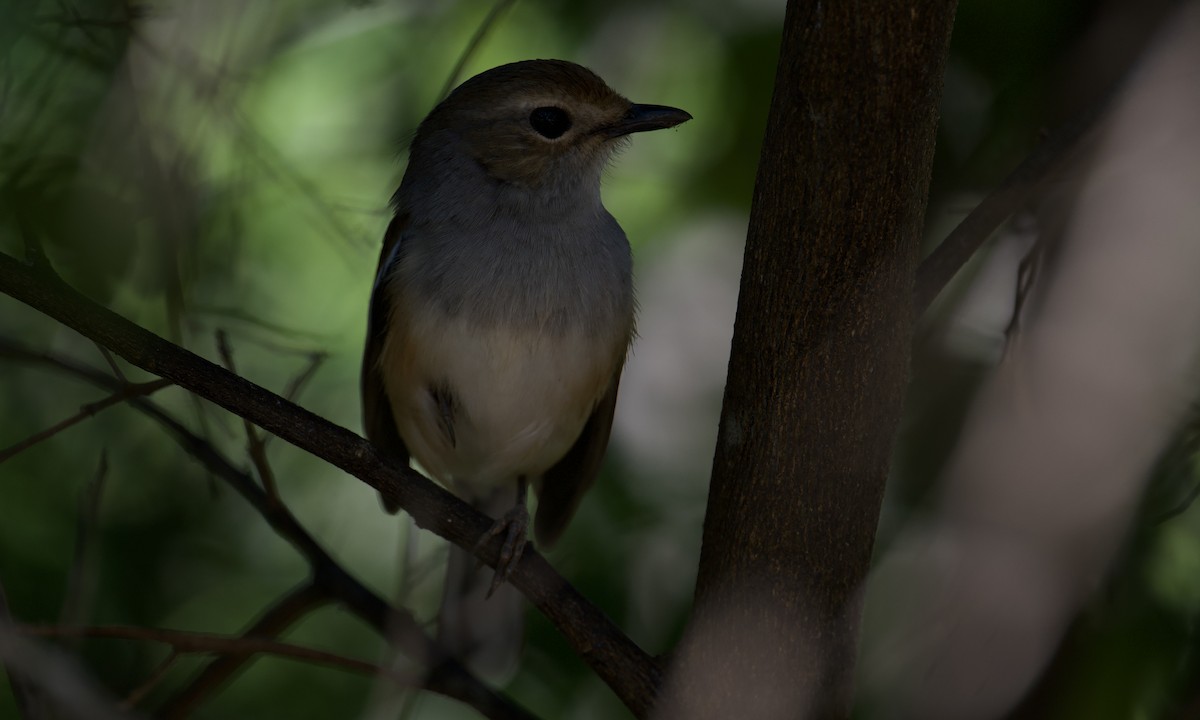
left=360, top=58, right=690, bottom=675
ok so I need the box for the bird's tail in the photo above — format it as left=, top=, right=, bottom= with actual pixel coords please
left=437, top=492, right=525, bottom=679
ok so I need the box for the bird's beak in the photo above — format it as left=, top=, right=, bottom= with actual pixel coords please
left=604, top=104, right=692, bottom=138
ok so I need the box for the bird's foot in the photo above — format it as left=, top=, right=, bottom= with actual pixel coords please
left=473, top=502, right=530, bottom=599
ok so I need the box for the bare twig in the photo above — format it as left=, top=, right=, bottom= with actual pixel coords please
left=1000, top=233, right=1043, bottom=361
left=215, top=329, right=280, bottom=501
left=18, top=623, right=411, bottom=684
left=191, top=305, right=328, bottom=345
left=281, top=352, right=326, bottom=404
left=121, top=652, right=179, bottom=710
left=261, top=350, right=327, bottom=450
left=0, top=378, right=172, bottom=463
left=94, top=344, right=128, bottom=383
left=913, top=102, right=1105, bottom=316
left=438, top=0, right=519, bottom=102
left=0, top=337, right=538, bottom=720
left=160, top=581, right=327, bottom=718
left=59, top=451, right=109, bottom=633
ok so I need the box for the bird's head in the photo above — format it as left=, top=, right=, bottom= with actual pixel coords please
left=410, top=60, right=691, bottom=199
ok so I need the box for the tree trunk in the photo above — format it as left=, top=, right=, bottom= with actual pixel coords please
left=662, top=2, right=956, bottom=717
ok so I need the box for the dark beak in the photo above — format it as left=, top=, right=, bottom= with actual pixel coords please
left=604, top=104, right=692, bottom=138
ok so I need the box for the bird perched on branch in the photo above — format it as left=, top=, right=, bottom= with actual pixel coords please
left=361, top=59, right=690, bottom=675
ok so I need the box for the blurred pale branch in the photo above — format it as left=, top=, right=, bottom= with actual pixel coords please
left=0, top=250, right=661, bottom=716
left=0, top=579, right=142, bottom=720
left=0, top=580, right=45, bottom=720
left=0, top=335, right=534, bottom=720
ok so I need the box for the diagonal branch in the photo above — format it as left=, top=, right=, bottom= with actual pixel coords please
left=913, top=101, right=1106, bottom=316
left=0, top=337, right=535, bottom=720
left=159, top=581, right=327, bottom=718
left=0, top=250, right=662, bottom=717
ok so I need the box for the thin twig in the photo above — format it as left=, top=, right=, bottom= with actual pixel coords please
left=215, top=330, right=279, bottom=501
left=59, top=451, right=109, bottom=634
left=437, top=0, right=519, bottom=101
left=191, top=305, right=328, bottom=345
left=261, top=351, right=327, bottom=450
left=913, top=102, right=1106, bottom=316
left=121, top=651, right=179, bottom=711
left=18, top=623, right=411, bottom=684
left=94, top=344, right=128, bottom=383
left=1000, top=231, right=1043, bottom=362
left=0, top=379, right=172, bottom=463
left=159, top=581, right=327, bottom=718
left=282, top=352, right=326, bottom=404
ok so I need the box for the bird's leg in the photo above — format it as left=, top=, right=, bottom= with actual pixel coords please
left=474, top=477, right=529, bottom=598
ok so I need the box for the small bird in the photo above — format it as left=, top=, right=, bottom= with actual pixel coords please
left=361, top=59, right=690, bottom=674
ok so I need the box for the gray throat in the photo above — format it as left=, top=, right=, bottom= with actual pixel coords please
left=394, top=136, right=635, bottom=336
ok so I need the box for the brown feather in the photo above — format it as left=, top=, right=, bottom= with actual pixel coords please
left=534, top=372, right=622, bottom=547
left=361, top=214, right=411, bottom=513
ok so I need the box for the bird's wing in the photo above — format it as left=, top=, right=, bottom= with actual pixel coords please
left=533, top=372, right=622, bottom=546
left=362, top=213, right=410, bottom=513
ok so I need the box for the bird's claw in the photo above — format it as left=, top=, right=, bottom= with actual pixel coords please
left=473, top=503, right=529, bottom=598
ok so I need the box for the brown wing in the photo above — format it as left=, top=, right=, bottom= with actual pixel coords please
left=534, top=372, right=622, bottom=546
left=362, top=213, right=410, bottom=513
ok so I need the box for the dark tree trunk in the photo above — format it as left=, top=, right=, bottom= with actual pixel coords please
left=665, top=1, right=957, bottom=717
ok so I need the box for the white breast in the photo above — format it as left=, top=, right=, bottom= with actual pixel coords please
left=379, top=303, right=622, bottom=498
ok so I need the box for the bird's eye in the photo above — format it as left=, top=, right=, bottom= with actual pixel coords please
left=529, top=106, right=572, bottom=139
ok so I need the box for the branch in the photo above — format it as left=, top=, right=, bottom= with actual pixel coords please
left=18, top=623, right=411, bottom=684
left=912, top=102, right=1106, bottom=316
left=0, top=378, right=171, bottom=463
left=0, top=254, right=662, bottom=717
left=159, top=581, right=327, bottom=717
left=0, top=582, right=140, bottom=720
left=0, top=337, right=534, bottom=720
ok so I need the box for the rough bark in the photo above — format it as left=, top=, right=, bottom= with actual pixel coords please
left=663, top=2, right=957, bottom=717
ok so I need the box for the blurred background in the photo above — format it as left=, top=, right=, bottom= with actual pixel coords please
left=1, top=0, right=1198, bottom=718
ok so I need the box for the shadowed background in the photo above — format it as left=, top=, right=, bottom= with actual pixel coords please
left=2, top=1, right=1198, bottom=718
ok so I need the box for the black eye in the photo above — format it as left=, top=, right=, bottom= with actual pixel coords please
left=529, top=106, right=572, bottom=139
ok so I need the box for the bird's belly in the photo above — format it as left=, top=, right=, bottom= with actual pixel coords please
left=380, top=311, right=621, bottom=497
